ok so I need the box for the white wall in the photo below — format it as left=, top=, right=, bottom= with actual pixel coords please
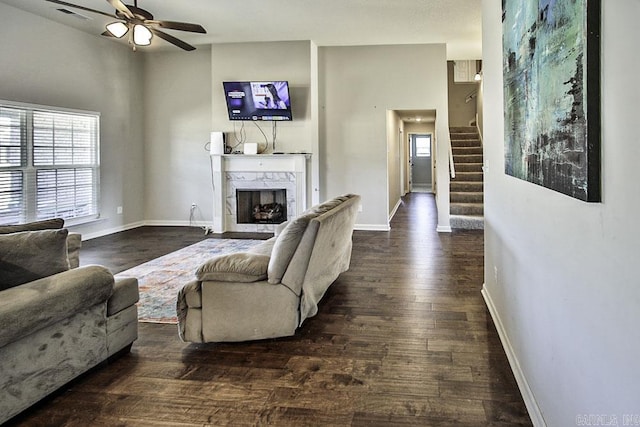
left=482, top=1, right=640, bottom=425
left=475, top=80, right=484, bottom=139
left=319, top=44, right=449, bottom=229
left=0, top=3, right=145, bottom=238
left=142, top=49, right=213, bottom=226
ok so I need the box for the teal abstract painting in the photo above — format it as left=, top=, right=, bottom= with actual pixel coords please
left=502, top=0, right=601, bottom=201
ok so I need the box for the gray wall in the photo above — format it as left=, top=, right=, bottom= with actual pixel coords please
left=142, top=49, right=212, bottom=226
left=0, top=3, right=145, bottom=239
left=211, top=41, right=313, bottom=155
left=482, top=0, right=640, bottom=425
left=0, top=2, right=452, bottom=234
left=447, top=61, right=479, bottom=127
left=387, top=111, right=402, bottom=217
left=319, top=44, right=449, bottom=229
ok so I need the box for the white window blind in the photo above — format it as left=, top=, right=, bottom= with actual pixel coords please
left=0, top=102, right=100, bottom=225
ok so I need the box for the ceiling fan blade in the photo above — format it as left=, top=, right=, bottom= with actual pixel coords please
left=44, top=0, right=117, bottom=19
left=150, top=28, right=196, bottom=51
left=146, top=20, right=206, bottom=34
left=106, top=0, right=134, bottom=19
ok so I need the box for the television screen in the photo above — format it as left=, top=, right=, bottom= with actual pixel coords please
left=223, top=81, right=292, bottom=121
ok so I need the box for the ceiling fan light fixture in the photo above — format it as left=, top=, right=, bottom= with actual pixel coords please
left=106, top=21, right=128, bottom=38
left=133, top=24, right=153, bottom=46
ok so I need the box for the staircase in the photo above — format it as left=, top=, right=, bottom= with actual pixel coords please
left=449, top=126, right=484, bottom=230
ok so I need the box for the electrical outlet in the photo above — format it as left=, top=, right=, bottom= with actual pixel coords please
left=494, top=266, right=498, bottom=283
left=116, top=206, right=123, bottom=215
left=358, top=203, right=363, bottom=213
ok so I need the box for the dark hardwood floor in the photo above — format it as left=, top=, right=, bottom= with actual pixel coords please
left=8, top=193, right=532, bottom=426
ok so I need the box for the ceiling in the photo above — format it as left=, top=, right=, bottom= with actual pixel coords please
left=0, top=0, right=482, bottom=59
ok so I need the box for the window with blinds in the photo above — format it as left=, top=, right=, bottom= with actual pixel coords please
left=0, top=102, right=100, bottom=225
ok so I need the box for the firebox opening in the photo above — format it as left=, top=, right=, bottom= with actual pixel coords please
left=236, top=189, right=287, bottom=224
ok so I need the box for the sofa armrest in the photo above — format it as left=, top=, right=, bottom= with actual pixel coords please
left=274, top=221, right=289, bottom=237
left=196, top=252, right=270, bottom=283
left=67, top=232, right=82, bottom=269
left=107, top=277, right=139, bottom=316
left=0, top=265, right=114, bottom=349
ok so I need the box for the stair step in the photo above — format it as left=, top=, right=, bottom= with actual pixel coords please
left=453, top=172, right=483, bottom=182
left=455, top=162, right=483, bottom=172
left=449, top=126, right=477, bottom=133
left=451, top=138, right=481, bottom=147
left=449, top=132, right=479, bottom=140
left=450, top=181, right=483, bottom=192
left=450, top=203, right=484, bottom=216
left=450, top=192, right=484, bottom=203
left=453, top=154, right=484, bottom=163
left=452, top=146, right=483, bottom=155
left=450, top=214, right=484, bottom=230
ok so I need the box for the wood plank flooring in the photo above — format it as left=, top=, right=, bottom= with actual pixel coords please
left=7, top=193, right=532, bottom=426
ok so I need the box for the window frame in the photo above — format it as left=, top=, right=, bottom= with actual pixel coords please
left=0, top=99, right=101, bottom=226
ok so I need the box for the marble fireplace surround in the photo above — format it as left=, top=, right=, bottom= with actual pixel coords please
left=210, top=154, right=310, bottom=233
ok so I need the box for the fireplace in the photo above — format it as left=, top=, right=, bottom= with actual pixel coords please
left=236, top=189, right=287, bottom=224
left=210, top=153, right=310, bottom=233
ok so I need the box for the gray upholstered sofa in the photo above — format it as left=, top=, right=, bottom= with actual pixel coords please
left=177, top=193, right=360, bottom=343
left=0, top=219, right=139, bottom=424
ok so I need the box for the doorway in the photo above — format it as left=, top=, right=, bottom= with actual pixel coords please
left=409, top=133, right=433, bottom=193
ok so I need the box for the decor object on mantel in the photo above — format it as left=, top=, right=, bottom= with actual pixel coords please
left=177, top=194, right=361, bottom=343
left=45, top=0, right=206, bottom=51
left=502, top=0, right=601, bottom=201
left=0, top=219, right=139, bottom=424
left=116, top=238, right=262, bottom=323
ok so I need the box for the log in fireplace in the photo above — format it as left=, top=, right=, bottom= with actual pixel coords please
left=236, top=189, right=287, bottom=224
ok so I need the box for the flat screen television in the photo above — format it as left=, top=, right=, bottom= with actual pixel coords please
left=223, top=81, right=292, bottom=121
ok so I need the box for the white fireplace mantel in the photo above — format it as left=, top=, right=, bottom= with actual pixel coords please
left=210, top=154, right=310, bottom=233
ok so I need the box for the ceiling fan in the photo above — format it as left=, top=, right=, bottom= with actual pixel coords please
left=45, top=0, right=207, bottom=51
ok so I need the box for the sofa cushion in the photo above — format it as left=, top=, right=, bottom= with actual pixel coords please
left=0, top=218, right=64, bottom=234
left=197, top=252, right=270, bottom=283
left=248, top=237, right=275, bottom=257
left=305, top=194, right=354, bottom=215
left=0, top=265, right=114, bottom=349
left=67, top=232, right=82, bottom=269
left=267, top=212, right=316, bottom=284
left=0, top=229, right=70, bottom=291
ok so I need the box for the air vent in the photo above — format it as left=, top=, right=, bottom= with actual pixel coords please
left=56, top=8, right=92, bottom=20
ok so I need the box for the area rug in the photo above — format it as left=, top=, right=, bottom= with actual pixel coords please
left=116, top=239, right=262, bottom=323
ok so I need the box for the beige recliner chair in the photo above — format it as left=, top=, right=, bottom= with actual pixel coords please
left=177, top=194, right=361, bottom=343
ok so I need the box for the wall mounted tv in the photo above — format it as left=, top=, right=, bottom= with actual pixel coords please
left=223, top=81, right=292, bottom=121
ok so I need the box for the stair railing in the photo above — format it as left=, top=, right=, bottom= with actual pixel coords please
left=448, top=130, right=456, bottom=179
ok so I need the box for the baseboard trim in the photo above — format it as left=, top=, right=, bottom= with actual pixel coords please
left=388, top=199, right=402, bottom=223
left=80, top=221, right=145, bottom=241
left=354, top=223, right=391, bottom=232
left=82, top=220, right=390, bottom=239
left=436, top=225, right=452, bottom=233
left=481, top=284, right=546, bottom=427
left=143, top=220, right=213, bottom=227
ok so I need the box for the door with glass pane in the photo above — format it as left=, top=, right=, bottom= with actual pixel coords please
left=410, top=133, right=432, bottom=192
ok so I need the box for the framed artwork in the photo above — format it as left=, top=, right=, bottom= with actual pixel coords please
left=502, top=0, right=601, bottom=201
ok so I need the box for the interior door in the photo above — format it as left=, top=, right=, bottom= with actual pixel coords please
left=410, top=134, right=432, bottom=192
